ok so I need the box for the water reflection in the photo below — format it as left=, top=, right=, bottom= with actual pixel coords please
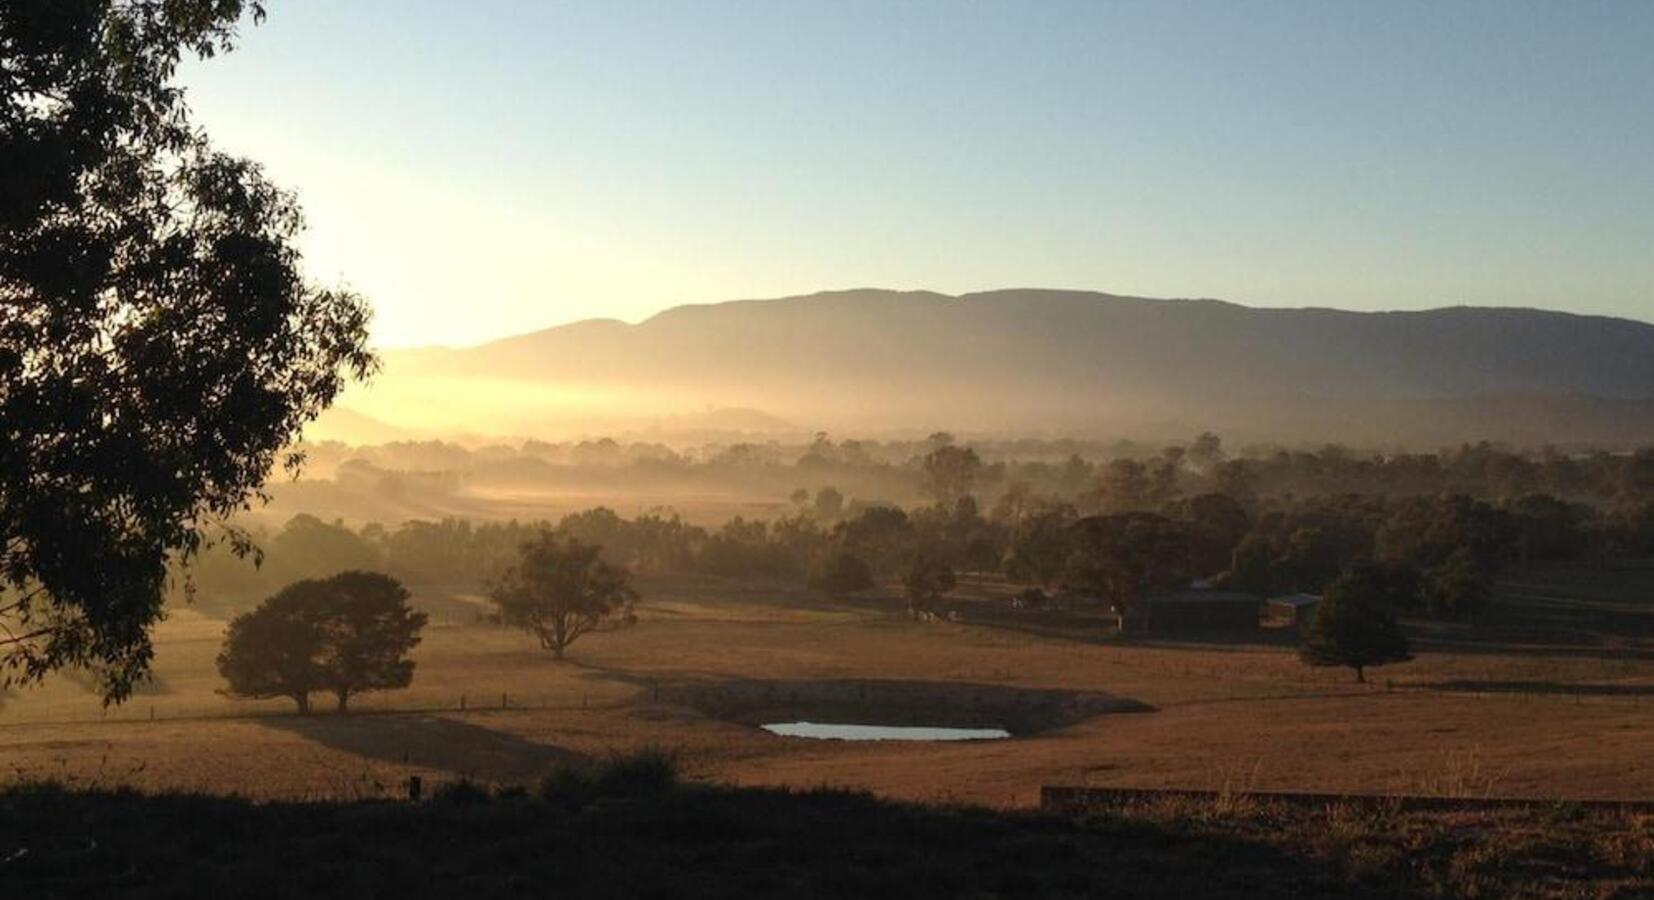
left=761, top=721, right=1010, bottom=741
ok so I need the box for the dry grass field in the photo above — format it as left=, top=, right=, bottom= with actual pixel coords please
left=5, top=566, right=1654, bottom=809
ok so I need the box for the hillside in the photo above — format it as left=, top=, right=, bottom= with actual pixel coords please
left=369, top=290, right=1654, bottom=444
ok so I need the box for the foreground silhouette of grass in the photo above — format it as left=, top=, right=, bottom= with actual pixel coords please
left=0, top=754, right=1648, bottom=898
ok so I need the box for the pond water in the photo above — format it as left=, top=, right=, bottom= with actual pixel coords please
left=760, top=721, right=1011, bottom=742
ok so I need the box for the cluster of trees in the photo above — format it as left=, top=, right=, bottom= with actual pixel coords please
left=217, top=573, right=427, bottom=714
left=217, top=478, right=1611, bottom=691
left=297, top=433, right=1654, bottom=519
left=253, top=434, right=1654, bottom=612
left=316, top=430, right=1654, bottom=505
left=197, top=460, right=1654, bottom=629
left=217, top=531, right=644, bottom=711
left=185, top=435, right=1654, bottom=702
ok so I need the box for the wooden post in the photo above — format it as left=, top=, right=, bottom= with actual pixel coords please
left=407, top=775, right=423, bottom=802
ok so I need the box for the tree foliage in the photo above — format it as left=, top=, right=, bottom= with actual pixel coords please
left=1002, top=506, right=1076, bottom=587
left=901, top=553, right=955, bottom=620
left=921, top=444, right=982, bottom=506
left=837, top=506, right=914, bottom=575
left=810, top=552, right=873, bottom=596
left=1422, top=548, right=1492, bottom=620
left=216, top=580, right=329, bottom=715
left=216, top=572, right=425, bottom=713
left=813, top=486, right=845, bottom=520
left=1, top=1, right=375, bottom=700
left=309, top=571, right=426, bottom=712
left=1065, top=513, right=1191, bottom=615
left=490, top=533, right=636, bottom=660
left=1299, top=567, right=1414, bottom=682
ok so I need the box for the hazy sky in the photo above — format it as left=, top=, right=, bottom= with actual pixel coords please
left=179, top=1, right=1654, bottom=347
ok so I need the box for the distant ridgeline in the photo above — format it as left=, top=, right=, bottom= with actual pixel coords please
left=361, top=289, right=1654, bottom=446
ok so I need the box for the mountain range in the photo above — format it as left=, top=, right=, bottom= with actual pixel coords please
left=342, top=289, right=1654, bottom=446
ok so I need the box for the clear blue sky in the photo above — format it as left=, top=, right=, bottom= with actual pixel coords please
left=179, top=0, right=1654, bottom=347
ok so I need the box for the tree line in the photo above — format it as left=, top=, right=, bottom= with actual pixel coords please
left=301, top=432, right=1654, bottom=514
left=216, top=533, right=639, bottom=713
left=188, top=432, right=1654, bottom=703
left=193, top=479, right=1653, bottom=628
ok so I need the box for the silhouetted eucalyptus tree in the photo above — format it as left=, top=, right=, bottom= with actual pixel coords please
left=491, top=534, right=637, bottom=660
left=1, top=2, right=374, bottom=700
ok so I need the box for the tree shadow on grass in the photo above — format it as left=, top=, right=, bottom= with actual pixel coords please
left=262, top=714, right=588, bottom=782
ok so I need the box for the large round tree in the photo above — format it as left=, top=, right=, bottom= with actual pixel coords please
left=217, top=572, right=426, bottom=714
left=1, top=2, right=374, bottom=699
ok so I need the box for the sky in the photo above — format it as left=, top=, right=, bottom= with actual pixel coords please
left=178, top=0, right=1654, bottom=348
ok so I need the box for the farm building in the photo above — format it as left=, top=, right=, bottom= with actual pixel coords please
left=1265, top=593, right=1323, bottom=627
left=1123, top=590, right=1262, bottom=635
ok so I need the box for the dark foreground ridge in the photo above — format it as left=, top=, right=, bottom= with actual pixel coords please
left=2, top=759, right=1649, bottom=899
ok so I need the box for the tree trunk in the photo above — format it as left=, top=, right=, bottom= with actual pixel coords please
left=336, top=692, right=350, bottom=714
left=1355, top=665, right=1366, bottom=684
left=294, top=693, right=312, bottom=715
left=552, top=643, right=565, bottom=660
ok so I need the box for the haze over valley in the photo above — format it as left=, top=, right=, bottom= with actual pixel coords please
left=8, top=3, right=1654, bottom=896
left=321, top=288, right=1654, bottom=447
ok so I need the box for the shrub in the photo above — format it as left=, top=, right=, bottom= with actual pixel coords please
left=596, top=747, right=680, bottom=796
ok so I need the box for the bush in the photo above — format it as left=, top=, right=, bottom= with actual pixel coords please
left=538, top=766, right=596, bottom=804
left=431, top=779, right=491, bottom=806
left=539, top=748, right=680, bottom=804
left=596, top=747, right=680, bottom=796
